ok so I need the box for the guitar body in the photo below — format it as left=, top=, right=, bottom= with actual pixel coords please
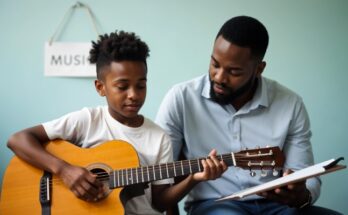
left=0, top=140, right=140, bottom=215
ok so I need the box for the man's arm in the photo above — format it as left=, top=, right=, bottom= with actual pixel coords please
left=260, top=100, right=320, bottom=208
left=7, top=125, right=103, bottom=201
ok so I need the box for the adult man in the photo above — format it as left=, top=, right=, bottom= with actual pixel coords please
left=156, top=16, right=336, bottom=214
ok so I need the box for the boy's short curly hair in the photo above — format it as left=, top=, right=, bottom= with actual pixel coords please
left=89, top=30, right=150, bottom=79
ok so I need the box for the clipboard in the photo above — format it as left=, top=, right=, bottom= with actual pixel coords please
left=217, top=157, right=346, bottom=201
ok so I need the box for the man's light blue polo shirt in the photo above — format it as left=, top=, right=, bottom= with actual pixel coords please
left=155, top=74, right=320, bottom=205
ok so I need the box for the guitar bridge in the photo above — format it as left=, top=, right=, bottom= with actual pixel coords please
left=39, top=171, right=52, bottom=214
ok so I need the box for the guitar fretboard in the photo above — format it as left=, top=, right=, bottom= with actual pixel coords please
left=109, top=153, right=236, bottom=189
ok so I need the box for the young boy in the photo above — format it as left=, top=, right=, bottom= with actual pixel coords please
left=7, top=31, right=226, bottom=214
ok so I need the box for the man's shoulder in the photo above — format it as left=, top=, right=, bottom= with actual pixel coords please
left=263, top=77, right=303, bottom=102
left=169, top=74, right=207, bottom=96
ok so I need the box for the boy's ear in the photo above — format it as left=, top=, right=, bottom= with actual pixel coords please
left=95, top=79, right=106, bottom=97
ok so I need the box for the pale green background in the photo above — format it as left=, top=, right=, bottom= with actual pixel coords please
left=0, top=0, right=347, bottom=214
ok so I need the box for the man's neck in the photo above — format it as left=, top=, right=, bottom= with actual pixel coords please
left=231, top=79, right=259, bottom=111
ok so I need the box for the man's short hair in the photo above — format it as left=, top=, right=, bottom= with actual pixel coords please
left=217, top=16, right=269, bottom=60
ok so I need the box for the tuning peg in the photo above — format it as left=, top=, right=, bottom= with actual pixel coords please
left=272, top=169, right=279, bottom=176
left=260, top=169, right=267, bottom=177
left=250, top=170, right=256, bottom=177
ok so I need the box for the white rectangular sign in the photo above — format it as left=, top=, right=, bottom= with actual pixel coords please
left=44, top=42, right=96, bottom=77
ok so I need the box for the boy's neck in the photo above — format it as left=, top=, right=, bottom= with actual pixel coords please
left=108, top=107, right=144, bottom=128
left=123, top=115, right=144, bottom=128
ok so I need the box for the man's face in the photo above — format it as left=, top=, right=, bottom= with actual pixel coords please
left=95, top=61, right=147, bottom=126
left=209, top=36, right=264, bottom=105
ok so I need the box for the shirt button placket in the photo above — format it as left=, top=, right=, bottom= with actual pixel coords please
left=230, top=116, right=241, bottom=151
left=233, top=116, right=241, bottom=149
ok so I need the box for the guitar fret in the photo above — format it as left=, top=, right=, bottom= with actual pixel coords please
left=113, top=171, right=116, bottom=187
left=136, top=168, right=139, bottom=183
left=231, top=152, right=236, bottom=166
left=121, top=169, right=124, bottom=186
left=131, top=168, right=134, bottom=184
left=147, top=166, right=150, bottom=181
left=197, top=158, right=201, bottom=172
left=127, top=169, right=130, bottom=185
left=180, top=161, right=185, bottom=175
left=117, top=170, right=120, bottom=187
left=189, top=160, right=192, bottom=173
left=141, top=167, right=144, bottom=183
left=166, top=163, right=169, bottom=178
left=126, top=169, right=128, bottom=186
left=173, top=162, right=177, bottom=176
left=159, top=165, right=163, bottom=179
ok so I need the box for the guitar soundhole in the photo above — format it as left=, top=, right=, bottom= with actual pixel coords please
left=86, top=163, right=113, bottom=199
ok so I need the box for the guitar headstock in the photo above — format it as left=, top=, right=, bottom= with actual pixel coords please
left=234, top=147, right=284, bottom=176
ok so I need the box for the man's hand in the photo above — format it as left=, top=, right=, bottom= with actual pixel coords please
left=192, top=149, right=228, bottom=181
left=258, top=169, right=311, bottom=208
left=57, top=163, right=105, bottom=202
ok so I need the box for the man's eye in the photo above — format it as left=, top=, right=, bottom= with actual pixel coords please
left=228, top=70, right=242, bottom=76
left=212, top=63, right=219, bottom=68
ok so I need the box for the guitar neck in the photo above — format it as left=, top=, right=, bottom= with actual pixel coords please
left=109, top=146, right=282, bottom=189
left=109, top=153, right=237, bottom=189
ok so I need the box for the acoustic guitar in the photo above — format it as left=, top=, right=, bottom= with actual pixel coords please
left=0, top=140, right=284, bottom=214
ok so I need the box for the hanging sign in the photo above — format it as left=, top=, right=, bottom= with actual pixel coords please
left=44, top=2, right=101, bottom=77
left=44, top=42, right=95, bottom=77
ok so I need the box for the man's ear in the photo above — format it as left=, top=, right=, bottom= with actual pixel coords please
left=95, top=79, right=105, bottom=97
left=256, top=61, right=266, bottom=77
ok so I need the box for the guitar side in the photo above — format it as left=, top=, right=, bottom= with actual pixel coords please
left=0, top=140, right=140, bottom=215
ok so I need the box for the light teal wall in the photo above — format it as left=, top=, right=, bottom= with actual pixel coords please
left=1, top=0, right=347, bottom=213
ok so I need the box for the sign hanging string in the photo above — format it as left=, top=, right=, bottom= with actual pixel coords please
left=49, top=1, right=102, bottom=45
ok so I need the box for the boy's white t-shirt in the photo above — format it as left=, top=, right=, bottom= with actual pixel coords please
left=42, top=106, right=174, bottom=215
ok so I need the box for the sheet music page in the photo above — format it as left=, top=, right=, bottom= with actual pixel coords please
left=217, top=159, right=336, bottom=201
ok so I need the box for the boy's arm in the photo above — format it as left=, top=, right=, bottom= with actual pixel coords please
left=7, top=125, right=103, bottom=202
left=151, top=149, right=227, bottom=212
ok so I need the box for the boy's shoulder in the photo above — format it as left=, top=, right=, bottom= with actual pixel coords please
left=143, top=117, right=168, bottom=135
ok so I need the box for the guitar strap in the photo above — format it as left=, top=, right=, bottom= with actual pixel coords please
left=39, top=171, right=52, bottom=215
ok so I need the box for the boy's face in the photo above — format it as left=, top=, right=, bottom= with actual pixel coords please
left=95, top=61, right=147, bottom=126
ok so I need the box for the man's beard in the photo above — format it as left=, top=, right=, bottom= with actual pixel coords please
left=209, top=75, right=257, bottom=105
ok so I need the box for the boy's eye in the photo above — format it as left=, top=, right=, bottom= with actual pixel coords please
left=137, top=83, right=146, bottom=89
left=117, top=85, right=128, bottom=90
